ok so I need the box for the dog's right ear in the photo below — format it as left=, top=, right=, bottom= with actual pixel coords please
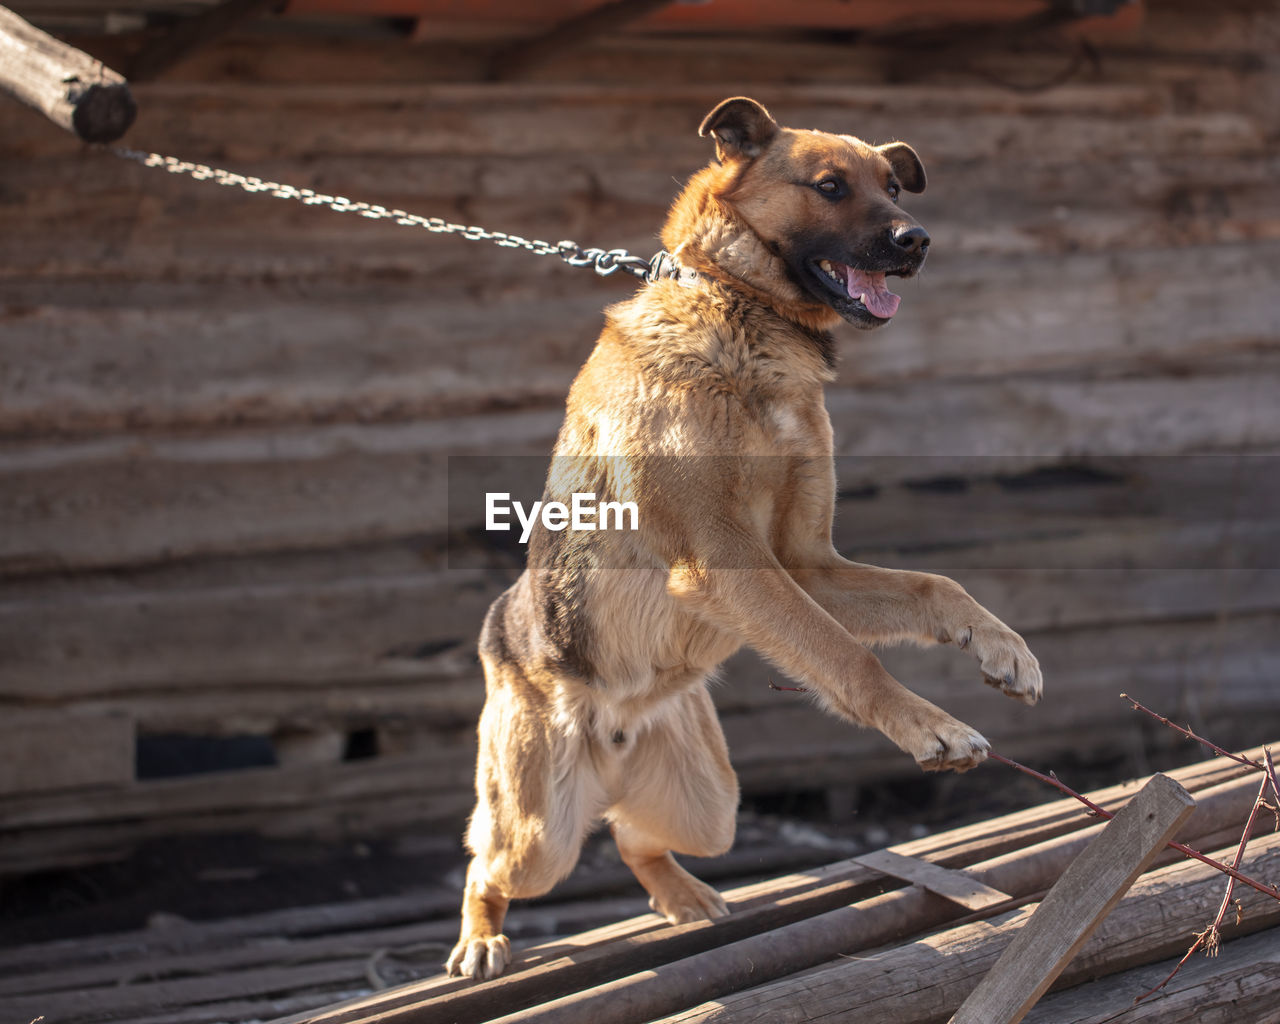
left=699, top=97, right=779, bottom=163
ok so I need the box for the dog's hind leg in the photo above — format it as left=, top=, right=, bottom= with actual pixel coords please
left=607, top=686, right=738, bottom=925
left=446, top=660, right=602, bottom=980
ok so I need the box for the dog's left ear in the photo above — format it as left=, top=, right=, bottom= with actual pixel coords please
left=699, top=97, right=779, bottom=163
left=877, top=142, right=927, bottom=194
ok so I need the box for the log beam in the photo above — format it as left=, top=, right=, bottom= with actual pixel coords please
left=128, top=0, right=283, bottom=82
left=0, top=5, right=135, bottom=143
left=486, top=0, right=675, bottom=82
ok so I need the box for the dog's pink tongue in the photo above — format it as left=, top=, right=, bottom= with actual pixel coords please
left=842, top=266, right=900, bottom=319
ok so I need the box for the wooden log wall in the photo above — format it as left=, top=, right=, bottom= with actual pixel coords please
left=1, top=0, right=1278, bottom=870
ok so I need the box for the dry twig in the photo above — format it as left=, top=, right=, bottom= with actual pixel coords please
left=1134, top=769, right=1273, bottom=1002
left=1117, top=694, right=1280, bottom=1001
left=1121, top=693, right=1266, bottom=773
left=986, top=750, right=1280, bottom=903
left=996, top=695, right=1280, bottom=1003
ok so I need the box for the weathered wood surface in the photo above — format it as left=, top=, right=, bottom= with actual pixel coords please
left=0, top=710, right=134, bottom=796
left=1, top=0, right=1277, bottom=862
left=853, top=847, right=1011, bottom=911
left=949, top=773, right=1197, bottom=1024
left=0, top=4, right=136, bottom=141
left=126, top=0, right=281, bottom=82
left=1022, top=924, right=1280, bottom=1024
left=0, top=750, right=1266, bottom=1024
left=4, top=498, right=1277, bottom=699
left=656, top=831, right=1280, bottom=1024
left=5, top=435, right=1279, bottom=576
left=0, top=739, right=478, bottom=874
left=269, top=767, right=1263, bottom=1024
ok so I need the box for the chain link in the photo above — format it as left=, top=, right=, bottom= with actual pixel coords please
left=110, top=147, right=664, bottom=282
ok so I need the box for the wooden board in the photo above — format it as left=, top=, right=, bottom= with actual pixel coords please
left=0, top=712, right=134, bottom=797
left=0, top=0, right=1276, bottom=873
left=271, top=793, right=1270, bottom=1024
left=1022, top=924, right=1280, bottom=1024
left=0, top=750, right=1266, bottom=1024
left=3, top=247, right=1277, bottom=433
left=949, top=773, right=1197, bottom=1024
left=4, top=508, right=1278, bottom=703
left=854, top=847, right=1010, bottom=911
left=655, top=831, right=1280, bottom=1024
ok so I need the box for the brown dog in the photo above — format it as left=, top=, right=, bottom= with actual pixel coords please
left=446, top=97, right=1042, bottom=980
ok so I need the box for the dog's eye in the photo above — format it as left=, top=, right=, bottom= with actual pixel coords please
left=813, top=178, right=846, bottom=199
left=888, top=182, right=901, bottom=203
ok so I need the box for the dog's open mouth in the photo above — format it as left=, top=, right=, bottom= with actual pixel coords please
left=812, top=258, right=906, bottom=321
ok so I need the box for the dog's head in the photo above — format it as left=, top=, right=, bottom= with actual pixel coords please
left=664, top=97, right=929, bottom=332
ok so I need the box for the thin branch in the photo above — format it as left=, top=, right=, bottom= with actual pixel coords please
left=1134, top=770, right=1272, bottom=1002
left=1265, top=748, right=1280, bottom=826
left=1134, top=934, right=1207, bottom=1004
left=987, top=751, right=1280, bottom=903
left=988, top=751, right=1111, bottom=818
left=1121, top=693, right=1265, bottom=773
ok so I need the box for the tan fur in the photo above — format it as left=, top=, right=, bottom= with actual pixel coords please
left=446, top=98, right=1041, bottom=980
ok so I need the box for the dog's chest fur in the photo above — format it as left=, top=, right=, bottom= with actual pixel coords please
left=569, top=278, right=837, bottom=460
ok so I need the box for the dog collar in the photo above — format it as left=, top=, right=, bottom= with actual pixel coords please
left=646, top=250, right=701, bottom=288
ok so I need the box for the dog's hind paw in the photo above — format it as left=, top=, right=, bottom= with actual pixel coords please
left=650, top=873, right=729, bottom=925
left=445, top=934, right=511, bottom=981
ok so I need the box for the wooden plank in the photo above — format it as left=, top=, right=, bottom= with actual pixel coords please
left=654, top=830, right=1280, bottom=1024
left=854, top=848, right=1010, bottom=911
left=5, top=142, right=1275, bottom=258
left=0, top=413, right=561, bottom=575
left=20, top=849, right=1280, bottom=1024
left=128, top=0, right=283, bottom=82
left=328, top=774, right=1245, bottom=1024
left=2, top=150, right=1269, bottom=281
left=0, top=892, right=659, bottom=1015
left=1, top=956, right=372, bottom=1024
left=0, top=4, right=136, bottom=141
left=4, top=514, right=1278, bottom=704
left=1, top=80, right=1264, bottom=161
left=0, top=742, right=477, bottom=875
left=5, top=410, right=1280, bottom=577
left=25, top=11, right=1263, bottom=90
left=0, top=738, right=475, bottom=830
left=0, top=607, right=1267, bottom=875
left=0, top=616, right=1273, bottom=878
left=0, top=549, right=503, bottom=700
left=488, top=0, right=676, bottom=81
left=2, top=172, right=1274, bottom=308
left=949, top=773, right=1198, bottom=1024
left=0, top=755, right=1261, bottom=1024
left=0, top=608, right=1272, bottom=807
left=0, top=712, right=134, bottom=796
left=1022, top=924, right=1280, bottom=1024
left=4, top=273, right=1279, bottom=437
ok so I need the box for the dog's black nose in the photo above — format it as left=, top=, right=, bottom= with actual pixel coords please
left=892, top=225, right=931, bottom=255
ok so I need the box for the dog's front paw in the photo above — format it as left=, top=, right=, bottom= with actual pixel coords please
left=445, top=933, right=511, bottom=981
left=898, top=708, right=990, bottom=773
left=954, top=622, right=1042, bottom=706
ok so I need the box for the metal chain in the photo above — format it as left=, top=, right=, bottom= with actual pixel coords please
left=110, top=147, right=668, bottom=283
